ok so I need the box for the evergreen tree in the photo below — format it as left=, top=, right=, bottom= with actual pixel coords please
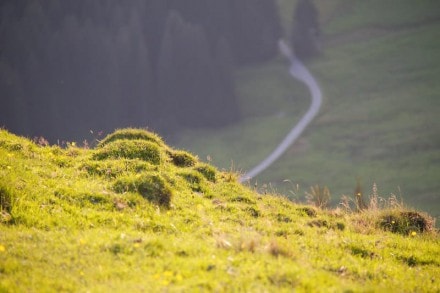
left=213, top=37, right=240, bottom=126
left=291, top=0, right=320, bottom=60
left=144, top=0, right=168, bottom=75
left=157, top=11, right=240, bottom=130
left=231, top=0, right=282, bottom=64
left=0, top=0, right=286, bottom=141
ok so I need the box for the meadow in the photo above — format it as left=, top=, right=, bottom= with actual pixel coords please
left=175, top=0, right=440, bottom=218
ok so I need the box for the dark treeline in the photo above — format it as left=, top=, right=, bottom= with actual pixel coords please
left=0, top=0, right=281, bottom=142
left=291, top=0, right=320, bottom=60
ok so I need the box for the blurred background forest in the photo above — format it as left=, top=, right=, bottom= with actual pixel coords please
left=0, top=0, right=282, bottom=142
left=1, top=1, right=439, bottom=217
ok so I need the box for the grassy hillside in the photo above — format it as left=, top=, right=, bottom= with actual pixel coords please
left=0, top=128, right=439, bottom=291
left=174, top=0, right=440, bottom=218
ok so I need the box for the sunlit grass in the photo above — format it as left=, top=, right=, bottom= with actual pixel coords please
left=0, top=128, right=438, bottom=291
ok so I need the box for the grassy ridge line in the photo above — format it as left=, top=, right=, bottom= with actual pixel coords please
left=0, top=128, right=438, bottom=291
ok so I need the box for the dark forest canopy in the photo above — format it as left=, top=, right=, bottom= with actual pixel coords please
left=0, top=0, right=282, bottom=143
left=291, top=0, right=320, bottom=60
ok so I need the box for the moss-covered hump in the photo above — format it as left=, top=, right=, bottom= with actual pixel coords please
left=0, top=128, right=220, bottom=215
left=97, top=128, right=165, bottom=148
left=90, top=128, right=218, bottom=207
left=93, top=139, right=163, bottom=164
left=113, top=173, right=173, bottom=208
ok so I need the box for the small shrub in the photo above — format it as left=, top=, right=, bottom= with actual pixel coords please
left=97, top=128, right=164, bottom=147
left=93, top=140, right=162, bottom=164
left=168, top=150, right=197, bottom=167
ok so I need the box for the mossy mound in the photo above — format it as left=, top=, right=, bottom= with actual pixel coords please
left=195, top=163, right=217, bottom=182
left=80, top=159, right=155, bottom=178
left=97, top=128, right=165, bottom=147
left=178, top=170, right=207, bottom=193
left=93, top=139, right=163, bottom=164
left=168, top=149, right=197, bottom=167
left=113, top=173, right=173, bottom=208
left=0, top=128, right=221, bottom=226
left=380, top=210, right=435, bottom=234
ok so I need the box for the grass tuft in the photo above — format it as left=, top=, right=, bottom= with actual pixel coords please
left=305, top=185, right=331, bottom=209
left=168, top=150, right=197, bottom=167
left=379, top=210, right=435, bottom=235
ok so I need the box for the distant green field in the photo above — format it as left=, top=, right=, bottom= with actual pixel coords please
left=175, top=1, right=440, bottom=218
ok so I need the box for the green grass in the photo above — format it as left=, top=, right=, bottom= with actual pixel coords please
left=174, top=0, right=440, bottom=219
left=0, top=128, right=439, bottom=291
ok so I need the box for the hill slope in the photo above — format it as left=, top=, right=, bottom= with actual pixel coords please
left=0, top=128, right=438, bottom=291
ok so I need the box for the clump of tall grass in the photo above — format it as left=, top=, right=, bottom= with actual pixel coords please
left=305, top=185, right=331, bottom=209
left=340, top=183, right=435, bottom=235
left=340, top=182, right=399, bottom=212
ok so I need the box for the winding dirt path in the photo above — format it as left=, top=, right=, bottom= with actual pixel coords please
left=240, top=40, right=322, bottom=182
